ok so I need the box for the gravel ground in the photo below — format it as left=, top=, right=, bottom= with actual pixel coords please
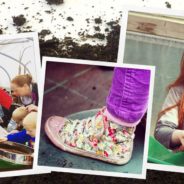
left=0, top=170, right=184, bottom=184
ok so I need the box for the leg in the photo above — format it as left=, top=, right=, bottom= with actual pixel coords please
left=106, top=68, right=151, bottom=126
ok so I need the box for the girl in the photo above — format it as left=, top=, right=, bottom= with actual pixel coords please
left=45, top=68, right=151, bottom=165
left=155, top=52, right=184, bottom=151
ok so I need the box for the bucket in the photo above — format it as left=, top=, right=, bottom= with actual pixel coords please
left=148, top=136, right=184, bottom=166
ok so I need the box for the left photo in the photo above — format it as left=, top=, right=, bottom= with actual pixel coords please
left=0, top=33, right=41, bottom=175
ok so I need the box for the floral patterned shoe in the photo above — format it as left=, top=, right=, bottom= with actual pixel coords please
left=45, top=107, right=135, bottom=165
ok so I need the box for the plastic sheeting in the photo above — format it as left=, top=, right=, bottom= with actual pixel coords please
left=0, top=38, right=37, bottom=89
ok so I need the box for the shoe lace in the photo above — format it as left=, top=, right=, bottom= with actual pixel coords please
left=62, top=108, right=109, bottom=138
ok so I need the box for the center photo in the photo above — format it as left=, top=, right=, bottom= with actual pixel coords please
left=36, top=58, right=155, bottom=179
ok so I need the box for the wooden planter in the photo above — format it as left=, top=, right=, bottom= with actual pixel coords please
left=127, top=12, right=184, bottom=40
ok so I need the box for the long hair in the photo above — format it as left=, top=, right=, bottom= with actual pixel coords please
left=158, top=52, right=184, bottom=129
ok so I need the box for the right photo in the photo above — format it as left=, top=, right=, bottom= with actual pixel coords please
left=122, top=9, right=184, bottom=170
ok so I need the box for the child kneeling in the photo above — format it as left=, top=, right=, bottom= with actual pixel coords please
left=3, top=112, right=37, bottom=148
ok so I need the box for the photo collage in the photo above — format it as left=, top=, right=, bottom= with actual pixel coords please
left=0, top=0, right=184, bottom=180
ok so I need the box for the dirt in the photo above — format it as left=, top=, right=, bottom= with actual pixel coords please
left=94, top=26, right=100, bottom=31
left=86, top=18, right=90, bottom=23
left=165, top=1, right=171, bottom=8
left=12, top=15, right=26, bottom=26
left=46, top=0, right=64, bottom=5
left=39, top=29, right=51, bottom=39
left=66, top=16, right=74, bottom=21
left=2, top=6, right=120, bottom=63
left=39, top=20, right=120, bottom=62
left=94, top=17, right=102, bottom=24
left=86, top=33, right=105, bottom=40
left=45, top=10, right=52, bottom=14
left=0, top=165, right=184, bottom=183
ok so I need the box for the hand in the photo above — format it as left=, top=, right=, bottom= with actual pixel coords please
left=0, top=137, right=7, bottom=142
left=26, top=104, right=38, bottom=112
left=174, top=145, right=184, bottom=152
left=8, top=130, right=19, bottom=134
left=171, top=130, right=184, bottom=147
left=0, top=117, right=3, bottom=124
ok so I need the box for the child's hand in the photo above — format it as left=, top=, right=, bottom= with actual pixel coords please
left=26, top=104, right=38, bottom=112
left=172, top=130, right=184, bottom=147
left=8, top=130, right=19, bottom=134
left=0, top=117, right=3, bottom=124
left=174, top=145, right=184, bottom=152
left=0, top=137, right=7, bottom=142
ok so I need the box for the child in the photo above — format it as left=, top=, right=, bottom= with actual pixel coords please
left=0, top=112, right=37, bottom=148
left=7, top=106, right=28, bottom=132
left=155, top=52, right=184, bottom=151
left=45, top=68, right=151, bottom=165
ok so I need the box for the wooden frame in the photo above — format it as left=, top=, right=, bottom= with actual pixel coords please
left=127, top=12, right=184, bottom=40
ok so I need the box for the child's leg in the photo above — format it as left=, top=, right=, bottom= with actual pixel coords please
left=106, top=68, right=150, bottom=127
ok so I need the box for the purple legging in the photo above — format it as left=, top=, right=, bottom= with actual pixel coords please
left=106, top=68, right=151, bottom=125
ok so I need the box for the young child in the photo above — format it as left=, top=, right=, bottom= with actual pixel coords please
left=155, top=52, right=184, bottom=151
left=7, top=106, right=28, bottom=132
left=0, top=112, right=37, bottom=148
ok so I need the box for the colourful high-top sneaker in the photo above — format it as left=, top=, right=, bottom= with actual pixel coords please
left=45, top=107, right=135, bottom=165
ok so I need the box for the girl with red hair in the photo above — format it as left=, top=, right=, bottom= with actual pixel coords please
left=155, top=52, right=184, bottom=151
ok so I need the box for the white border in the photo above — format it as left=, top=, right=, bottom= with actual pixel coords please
left=0, top=32, right=50, bottom=178
left=34, top=56, right=155, bottom=180
left=117, top=6, right=184, bottom=174
left=117, top=5, right=184, bottom=64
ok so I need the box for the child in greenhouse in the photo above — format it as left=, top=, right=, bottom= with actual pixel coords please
left=0, top=111, right=37, bottom=148
left=45, top=67, right=151, bottom=165
left=155, top=53, right=184, bottom=151
left=7, top=106, right=28, bottom=132
left=8, top=74, right=38, bottom=132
